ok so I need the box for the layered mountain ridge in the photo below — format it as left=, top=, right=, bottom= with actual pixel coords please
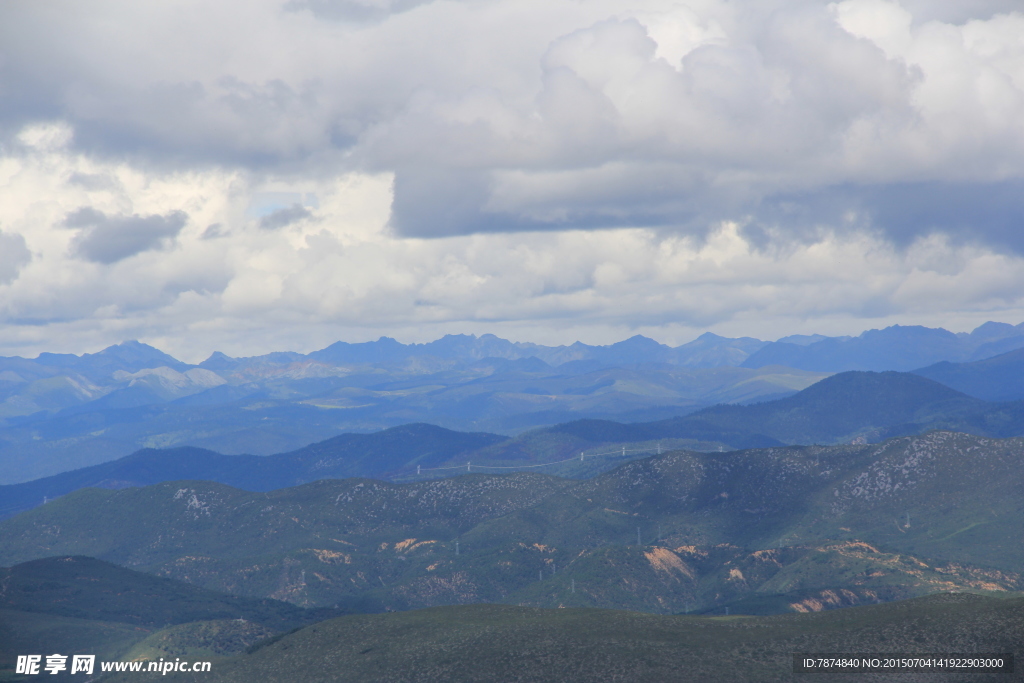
left=4, top=321, right=1024, bottom=485
left=6, top=369, right=1024, bottom=520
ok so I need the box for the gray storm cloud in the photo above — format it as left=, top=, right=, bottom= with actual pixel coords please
left=64, top=208, right=187, bottom=264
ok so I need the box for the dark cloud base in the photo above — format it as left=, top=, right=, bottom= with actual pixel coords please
left=755, top=180, right=1024, bottom=252
left=63, top=207, right=187, bottom=264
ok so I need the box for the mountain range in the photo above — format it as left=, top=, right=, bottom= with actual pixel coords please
left=4, top=430, right=1023, bottom=619
left=5, top=322, right=1024, bottom=680
left=14, top=368, right=1024, bottom=518
left=7, top=369, right=1024, bottom=520
left=742, top=321, right=1024, bottom=371
left=0, top=345, right=828, bottom=485
left=3, top=321, right=1024, bottom=486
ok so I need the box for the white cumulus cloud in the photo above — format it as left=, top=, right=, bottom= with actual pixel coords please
left=0, top=0, right=1022, bottom=356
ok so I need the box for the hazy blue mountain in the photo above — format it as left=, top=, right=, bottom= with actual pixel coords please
left=970, top=334, right=1024, bottom=361
left=2, top=321, right=1022, bottom=486
left=775, top=333, right=842, bottom=346
left=0, top=399, right=358, bottom=485
left=0, top=361, right=828, bottom=485
left=0, top=342, right=215, bottom=420
left=665, top=332, right=769, bottom=367
left=33, top=340, right=191, bottom=380
left=306, top=336, right=411, bottom=365
left=963, top=320, right=1024, bottom=359
left=0, top=424, right=505, bottom=519
left=743, top=322, right=1024, bottom=371
left=913, top=346, right=1024, bottom=401
left=7, top=369, right=1024, bottom=514
left=540, top=371, right=1007, bottom=448
left=301, top=332, right=768, bottom=369
left=673, top=370, right=989, bottom=444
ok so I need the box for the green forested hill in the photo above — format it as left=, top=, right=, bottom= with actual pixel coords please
left=2, top=431, right=1023, bottom=617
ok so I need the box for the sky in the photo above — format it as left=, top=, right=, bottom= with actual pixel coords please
left=1, top=0, right=1024, bottom=362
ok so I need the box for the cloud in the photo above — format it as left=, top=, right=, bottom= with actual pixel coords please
left=259, top=203, right=313, bottom=230
left=1, top=1, right=1024, bottom=357
left=202, top=223, right=226, bottom=240
left=751, top=179, right=1024, bottom=252
left=0, top=231, right=31, bottom=284
left=0, top=136, right=1022, bottom=362
left=895, top=0, right=1020, bottom=24
left=3, top=1, right=1023, bottom=248
left=286, top=0, right=435, bottom=23
left=64, top=207, right=187, bottom=264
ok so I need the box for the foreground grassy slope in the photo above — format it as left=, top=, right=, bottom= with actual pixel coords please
left=0, top=557, right=344, bottom=682
left=0, top=611, right=282, bottom=683
left=0, top=556, right=336, bottom=629
left=0, top=608, right=148, bottom=682
left=107, top=594, right=1024, bottom=683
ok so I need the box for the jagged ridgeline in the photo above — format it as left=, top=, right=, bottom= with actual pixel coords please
left=2, top=431, right=1023, bottom=616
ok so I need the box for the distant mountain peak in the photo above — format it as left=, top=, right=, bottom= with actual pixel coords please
left=31, top=339, right=189, bottom=379
left=106, top=339, right=145, bottom=348
left=613, top=335, right=665, bottom=348
left=93, top=340, right=177, bottom=360
left=969, top=321, right=1018, bottom=339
